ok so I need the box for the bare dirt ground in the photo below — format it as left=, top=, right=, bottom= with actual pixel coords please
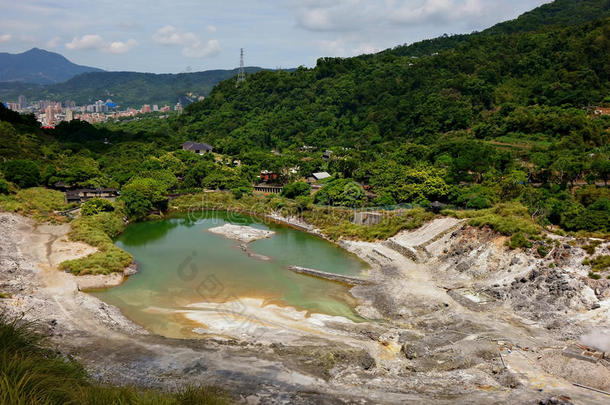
left=1, top=212, right=609, bottom=404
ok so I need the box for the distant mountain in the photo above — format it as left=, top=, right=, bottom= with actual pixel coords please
left=0, top=67, right=267, bottom=107
left=0, top=48, right=104, bottom=84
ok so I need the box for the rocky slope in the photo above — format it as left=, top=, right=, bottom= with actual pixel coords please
left=1, top=212, right=608, bottom=404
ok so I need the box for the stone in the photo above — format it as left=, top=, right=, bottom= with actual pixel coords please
left=402, top=343, right=418, bottom=359
left=123, top=262, right=138, bottom=276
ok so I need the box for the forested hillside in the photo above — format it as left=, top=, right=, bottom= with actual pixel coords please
left=0, top=0, right=609, bottom=244
left=0, top=67, right=265, bottom=107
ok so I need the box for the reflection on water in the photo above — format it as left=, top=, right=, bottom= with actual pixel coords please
left=91, top=212, right=369, bottom=338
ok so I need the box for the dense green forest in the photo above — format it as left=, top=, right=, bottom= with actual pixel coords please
left=0, top=0, right=609, bottom=245
left=0, top=67, right=266, bottom=108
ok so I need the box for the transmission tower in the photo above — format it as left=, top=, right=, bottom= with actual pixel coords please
left=236, top=48, right=246, bottom=87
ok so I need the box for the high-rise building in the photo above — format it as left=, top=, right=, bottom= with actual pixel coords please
left=152, top=104, right=159, bottom=112
left=45, top=105, right=54, bottom=125
left=65, top=109, right=74, bottom=121
left=18, top=95, right=27, bottom=109
left=141, top=104, right=151, bottom=113
left=94, top=100, right=107, bottom=113
left=5, top=102, right=19, bottom=111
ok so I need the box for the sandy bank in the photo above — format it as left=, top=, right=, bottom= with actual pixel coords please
left=208, top=223, right=275, bottom=243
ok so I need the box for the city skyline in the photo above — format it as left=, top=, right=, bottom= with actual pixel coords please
left=0, top=1, right=551, bottom=73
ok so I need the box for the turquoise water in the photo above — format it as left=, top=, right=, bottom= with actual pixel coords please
left=91, top=212, right=368, bottom=338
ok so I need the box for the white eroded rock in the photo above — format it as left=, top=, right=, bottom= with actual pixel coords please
left=208, top=224, right=275, bottom=243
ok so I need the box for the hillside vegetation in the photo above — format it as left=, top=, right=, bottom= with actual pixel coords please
left=0, top=0, right=608, bottom=261
left=0, top=67, right=267, bottom=108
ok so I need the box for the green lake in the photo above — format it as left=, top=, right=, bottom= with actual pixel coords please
left=91, top=211, right=369, bottom=338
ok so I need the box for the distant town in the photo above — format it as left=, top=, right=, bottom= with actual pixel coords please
left=2, top=95, right=196, bottom=127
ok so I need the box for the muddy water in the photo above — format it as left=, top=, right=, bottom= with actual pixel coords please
left=91, top=212, right=368, bottom=338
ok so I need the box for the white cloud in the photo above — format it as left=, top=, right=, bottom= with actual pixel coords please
left=206, top=25, right=217, bottom=33
left=0, top=34, right=12, bottom=43
left=106, top=38, right=138, bottom=54
left=183, top=39, right=221, bottom=58
left=65, top=34, right=105, bottom=50
left=389, top=0, right=485, bottom=24
left=152, top=25, right=184, bottom=45
left=296, top=0, right=500, bottom=32
left=65, top=34, right=138, bottom=53
left=153, top=25, right=220, bottom=58
left=46, top=36, right=61, bottom=48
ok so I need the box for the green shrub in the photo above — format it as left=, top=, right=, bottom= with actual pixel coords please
left=119, top=189, right=152, bottom=220
left=230, top=185, right=252, bottom=200
left=0, top=178, right=9, bottom=194
left=583, top=255, right=610, bottom=272
left=0, top=314, right=230, bottom=405
left=537, top=244, right=550, bottom=257
left=582, top=240, right=602, bottom=255
left=314, top=179, right=366, bottom=207
left=445, top=202, right=541, bottom=249
left=2, top=159, right=40, bottom=188
left=60, top=211, right=132, bottom=275
left=81, top=198, right=115, bottom=216
left=281, top=181, right=311, bottom=199
left=589, top=272, right=601, bottom=280
left=0, top=187, right=69, bottom=222
left=509, top=232, right=533, bottom=249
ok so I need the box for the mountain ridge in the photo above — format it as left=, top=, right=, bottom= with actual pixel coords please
left=0, top=67, right=268, bottom=107
left=0, top=47, right=104, bottom=84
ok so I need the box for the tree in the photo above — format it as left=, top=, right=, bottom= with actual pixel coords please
left=120, top=189, right=152, bottom=220
left=314, top=179, right=366, bottom=207
left=591, top=155, right=610, bottom=185
left=122, top=178, right=167, bottom=205
left=280, top=181, right=311, bottom=199
left=2, top=159, right=40, bottom=188
left=81, top=198, right=115, bottom=216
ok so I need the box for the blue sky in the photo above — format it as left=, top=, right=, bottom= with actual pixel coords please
left=0, top=0, right=551, bottom=73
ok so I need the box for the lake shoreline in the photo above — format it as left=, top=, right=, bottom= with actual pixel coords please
left=2, top=210, right=609, bottom=403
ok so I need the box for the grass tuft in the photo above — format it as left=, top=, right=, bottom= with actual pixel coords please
left=0, top=188, right=70, bottom=223
left=0, top=313, right=231, bottom=405
left=59, top=211, right=132, bottom=276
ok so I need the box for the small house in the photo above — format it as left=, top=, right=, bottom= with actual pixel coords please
left=307, top=171, right=331, bottom=183
left=182, top=141, right=214, bottom=154
left=594, top=107, right=610, bottom=116
left=259, top=170, right=278, bottom=182
left=65, top=188, right=119, bottom=204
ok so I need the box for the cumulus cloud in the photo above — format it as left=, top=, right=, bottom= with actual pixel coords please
left=152, top=25, right=220, bottom=58
left=296, top=0, right=504, bottom=31
left=106, top=38, right=138, bottom=54
left=183, top=39, right=221, bottom=58
left=65, top=34, right=105, bottom=50
left=0, top=34, right=13, bottom=43
left=65, top=34, right=138, bottom=53
left=206, top=25, right=217, bottom=33
left=152, top=25, right=185, bottom=45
